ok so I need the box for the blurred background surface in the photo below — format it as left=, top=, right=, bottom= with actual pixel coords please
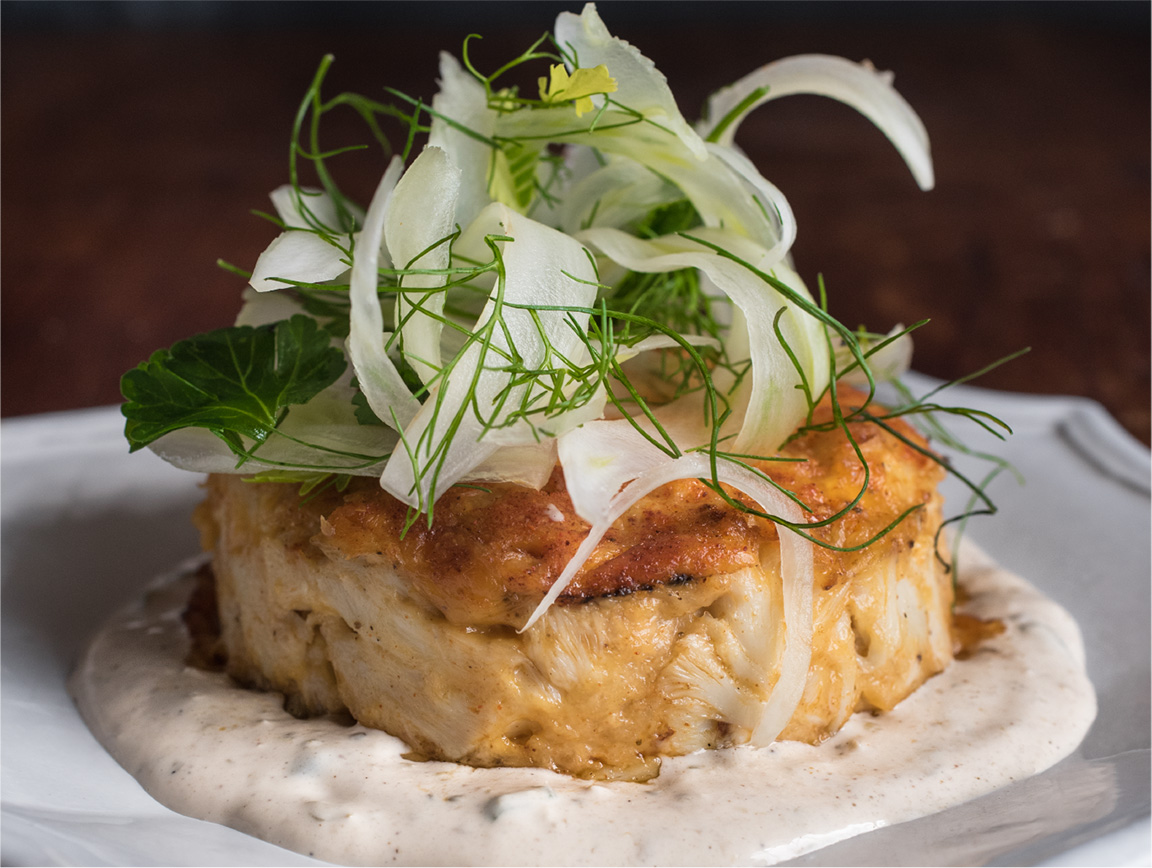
left=3, top=0, right=1149, bottom=443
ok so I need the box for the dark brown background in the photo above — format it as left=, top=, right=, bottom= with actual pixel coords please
left=3, top=1, right=1149, bottom=444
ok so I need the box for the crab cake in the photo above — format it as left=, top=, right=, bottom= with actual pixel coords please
left=193, top=394, right=950, bottom=780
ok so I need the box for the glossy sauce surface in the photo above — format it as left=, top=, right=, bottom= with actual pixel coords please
left=70, top=541, right=1095, bottom=866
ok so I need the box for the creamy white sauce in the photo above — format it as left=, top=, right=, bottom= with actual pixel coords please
left=70, top=541, right=1095, bottom=866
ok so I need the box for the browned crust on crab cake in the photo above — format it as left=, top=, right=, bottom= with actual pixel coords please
left=193, top=391, right=952, bottom=779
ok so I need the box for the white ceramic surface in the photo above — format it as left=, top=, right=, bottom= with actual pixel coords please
left=2, top=375, right=1149, bottom=866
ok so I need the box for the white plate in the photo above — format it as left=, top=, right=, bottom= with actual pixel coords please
left=2, top=375, right=1149, bottom=867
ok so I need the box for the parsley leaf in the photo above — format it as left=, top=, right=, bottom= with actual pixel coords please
left=351, top=384, right=385, bottom=427
left=121, top=314, right=347, bottom=456
left=295, top=289, right=352, bottom=339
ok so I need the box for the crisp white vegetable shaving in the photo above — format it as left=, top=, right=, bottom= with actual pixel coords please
left=578, top=227, right=829, bottom=453
left=703, top=143, right=798, bottom=256
left=496, top=106, right=778, bottom=244
left=378, top=203, right=598, bottom=510
left=249, top=230, right=350, bottom=294
left=841, top=325, right=914, bottom=385
left=617, top=331, right=721, bottom=360
left=386, top=146, right=461, bottom=386
left=428, top=52, right=496, bottom=232
left=554, top=5, right=707, bottom=160
left=233, top=286, right=310, bottom=328
left=700, top=53, right=934, bottom=191
left=524, top=440, right=814, bottom=745
left=249, top=187, right=353, bottom=293
left=556, top=419, right=672, bottom=525
left=557, top=158, right=676, bottom=237
left=463, top=440, right=559, bottom=490
left=269, top=185, right=347, bottom=230
left=347, top=156, right=422, bottom=432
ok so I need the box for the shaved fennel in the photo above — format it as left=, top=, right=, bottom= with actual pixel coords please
left=527, top=435, right=813, bottom=745
left=206, top=2, right=938, bottom=504
left=121, top=2, right=1019, bottom=747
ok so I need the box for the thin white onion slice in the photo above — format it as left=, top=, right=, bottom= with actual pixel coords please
left=524, top=444, right=813, bottom=745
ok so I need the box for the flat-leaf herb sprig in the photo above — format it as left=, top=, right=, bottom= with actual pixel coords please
left=123, top=315, right=346, bottom=461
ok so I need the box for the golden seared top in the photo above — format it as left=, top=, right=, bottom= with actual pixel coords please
left=203, top=389, right=943, bottom=627
left=321, top=469, right=764, bottom=617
